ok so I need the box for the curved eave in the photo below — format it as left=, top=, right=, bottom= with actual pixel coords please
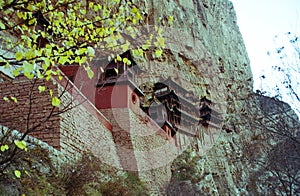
left=155, top=90, right=198, bottom=109
left=199, top=104, right=222, bottom=115
left=175, top=125, right=197, bottom=137
left=200, top=113, right=223, bottom=123
left=175, top=108, right=199, bottom=122
left=200, top=120, right=222, bottom=129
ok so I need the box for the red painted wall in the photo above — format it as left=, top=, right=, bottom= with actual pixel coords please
left=95, top=85, right=128, bottom=109
left=59, top=65, right=98, bottom=104
left=59, top=65, right=141, bottom=113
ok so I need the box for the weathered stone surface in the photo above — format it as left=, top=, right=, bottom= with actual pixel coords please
left=134, top=0, right=252, bottom=99
left=127, top=0, right=299, bottom=195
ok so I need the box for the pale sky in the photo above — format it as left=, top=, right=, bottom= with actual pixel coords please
left=230, top=0, right=300, bottom=89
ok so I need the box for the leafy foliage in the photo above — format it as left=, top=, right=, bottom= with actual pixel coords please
left=0, top=127, right=32, bottom=175
left=14, top=170, right=21, bottom=178
left=3, top=96, right=17, bottom=103
left=51, top=96, right=60, bottom=107
left=14, top=140, right=27, bottom=152
left=0, top=0, right=164, bottom=105
left=0, top=144, right=9, bottom=152
left=168, top=146, right=204, bottom=183
left=62, top=153, right=149, bottom=195
left=0, top=132, right=65, bottom=195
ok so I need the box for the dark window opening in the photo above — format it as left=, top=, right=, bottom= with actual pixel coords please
left=105, top=68, right=118, bottom=79
left=132, top=93, right=137, bottom=104
left=69, top=75, right=74, bottom=83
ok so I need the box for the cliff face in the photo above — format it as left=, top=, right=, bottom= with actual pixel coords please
left=128, top=0, right=298, bottom=195
left=122, top=0, right=253, bottom=194
left=132, top=0, right=252, bottom=123
left=140, top=0, right=251, bottom=88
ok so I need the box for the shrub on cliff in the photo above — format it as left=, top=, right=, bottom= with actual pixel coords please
left=0, top=130, right=65, bottom=195
left=62, top=152, right=149, bottom=195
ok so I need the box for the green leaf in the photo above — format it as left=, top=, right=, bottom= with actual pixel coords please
left=0, top=21, right=5, bottom=29
left=75, top=48, right=87, bottom=55
left=122, top=41, right=130, bottom=51
left=133, top=49, right=143, bottom=56
left=36, top=70, right=44, bottom=79
left=74, top=56, right=81, bottom=63
left=11, top=96, right=17, bottom=103
left=114, top=68, right=119, bottom=74
left=157, top=27, right=163, bottom=35
left=12, top=69, right=20, bottom=77
left=15, top=52, right=23, bottom=61
left=1, top=145, right=9, bottom=152
left=27, top=4, right=37, bottom=11
left=87, top=68, right=94, bottom=79
left=89, top=2, right=94, bottom=8
left=14, top=170, right=21, bottom=178
left=43, top=58, right=51, bottom=70
left=45, top=74, right=51, bottom=81
left=79, top=56, right=87, bottom=65
left=4, top=62, right=9, bottom=69
left=28, top=18, right=36, bottom=25
left=14, top=140, right=27, bottom=151
left=116, top=55, right=122, bottom=61
left=49, top=89, right=53, bottom=97
left=25, top=50, right=36, bottom=60
left=87, top=23, right=93, bottom=30
left=45, top=69, right=52, bottom=76
left=52, top=96, right=61, bottom=107
left=3, top=96, right=9, bottom=102
left=58, top=56, right=68, bottom=65
left=24, top=72, right=34, bottom=79
left=131, top=6, right=138, bottom=14
left=156, top=37, right=165, bottom=48
left=48, top=5, right=54, bottom=10
left=93, top=4, right=99, bottom=11
left=86, top=46, right=95, bottom=57
left=122, top=57, right=132, bottom=65
left=38, top=86, right=46, bottom=93
left=23, top=61, right=34, bottom=73
left=123, top=57, right=128, bottom=64
left=80, top=9, right=86, bottom=15
left=155, top=49, right=162, bottom=58
left=168, top=15, right=174, bottom=24
left=142, top=44, right=150, bottom=50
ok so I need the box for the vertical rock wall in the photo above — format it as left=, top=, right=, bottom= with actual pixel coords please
left=130, top=0, right=255, bottom=194
left=135, top=0, right=252, bottom=98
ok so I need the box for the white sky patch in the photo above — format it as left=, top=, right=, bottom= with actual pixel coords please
left=230, top=0, right=300, bottom=117
left=230, top=0, right=300, bottom=88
